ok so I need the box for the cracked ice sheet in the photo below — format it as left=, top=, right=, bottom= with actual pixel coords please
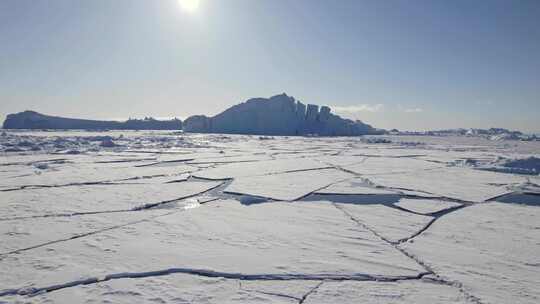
left=315, top=177, right=398, bottom=195
left=349, top=148, right=431, bottom=158
left=314, top=155, right=366, bottom=167
left=305, top=280, right=467, bottom=303
left=394, top=199, right=462, bottom=215
left=225, top=168, right=353, bottom=200
left=115, top=174, right=191, bottom=184
left=0, top=164, right=35, bottom=180
left=186, top=154, right=274, bottom=165
left=400, top=202, right=540, bottom=304
left=0, top=153, right=157, bottom=168
left=337, top=204, right=433, bottom=243
left=6, top=277, right=318, bottom=304
left=0, top=162, right=195, bottom=189
left=143, top=149, right=247, bottom=163
left=0, top=156, right=95, bottom=183
left=193, top=158, right=331, bottom=180
left=238, top=280, right=321, bottom=300
left=0, top=208, right=172, bottom=254
left=416, top=150, right=500, bottom=165
left=344, top=157, right=442, bottom=175
left=396, top=189, right=441, bottom=198
left=0, top=154, right=87, bottom=166
left=0, top=200, right=426, bottom=291
left=367, top=166, right=524, bottom=202
left=0, top=181, right=221, bottom=219
left=271, top=151, right=327, bottom=160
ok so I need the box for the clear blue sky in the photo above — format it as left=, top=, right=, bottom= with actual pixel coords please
left=1, top=0, right=539, bottom=132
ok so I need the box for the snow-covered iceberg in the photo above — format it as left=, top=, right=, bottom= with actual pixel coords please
left=184, top=93, right=383, bottom=136
left=3, top=111, right=182, bottom=130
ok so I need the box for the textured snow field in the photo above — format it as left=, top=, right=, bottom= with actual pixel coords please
left=1, top=130, right=539, bottom=303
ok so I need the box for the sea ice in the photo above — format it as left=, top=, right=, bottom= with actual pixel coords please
left=194, top=158, right=331, bottom=180
left=225, top=169, right=353, bottom=200
left=400, top=202, right=540, bottom=304
left=12, top=275, right=316, bottom=304
left=366, top=167, right=523, bottom=202
left=0, top=162, right=196, bottom=190
left=0, top=181, right=221, bottom=219
left=315, top=177, right=397, bottom=195
left=344, top=157, right=442, bottom=175
left=305, top=280, right=467, bottom=303
left=336, top=204, right=434, bottom=243
left=1, top=131, right=539, bottom=303
left=0, top=200, right=426, bottom=294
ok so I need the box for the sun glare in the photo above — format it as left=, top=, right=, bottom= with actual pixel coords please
left=178, top=0, right=200, bottom=13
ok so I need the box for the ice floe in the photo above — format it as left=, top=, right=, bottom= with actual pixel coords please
left=225, top=169, right=353, bottom=200
left=400, top=202, right=540, bottom=304
left=0, top=200, right=426, bottom=295
left=366, top=167, right=524, bottom=202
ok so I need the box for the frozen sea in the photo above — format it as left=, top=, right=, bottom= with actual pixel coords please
left=0, top=130, right=539, bottom=304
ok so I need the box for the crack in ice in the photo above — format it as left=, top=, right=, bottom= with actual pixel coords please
left=0, top=194, right=221, bottom=257
left=0, top=268, right=430, bottom=298
left=0, top=182, right=224, bottom=222
left=238, top=281, right=302, bottom=301
left=298, top=281, right=324, bottom=304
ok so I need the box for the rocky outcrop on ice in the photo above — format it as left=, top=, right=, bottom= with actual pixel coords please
left=2, top=111, right=182, bottom=130
left=184, top=94, right=382, bottom=136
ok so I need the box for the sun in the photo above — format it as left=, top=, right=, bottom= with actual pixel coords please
left=178, top=0, right=200, bottom=13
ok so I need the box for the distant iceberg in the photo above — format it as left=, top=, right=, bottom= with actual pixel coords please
left=2, top=111, right=182, bottom=130
left=2, top=94, right=383, bottom=136
left=184, top=93, right=383, bottom=136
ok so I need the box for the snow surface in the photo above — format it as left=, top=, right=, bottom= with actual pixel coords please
left=315, top=177, right=397, bottom=195
left=306, top=280, right=468, bottom=303
left=193, top=158, right=331, bottom=180
left=0, top=181, right=221, bottom=219
left=1, top=130, right=539, bottom=303
left=0, top=200, right=426, bottom=292
left=366, top=166, right=524, bottom=202
left=225, top=168, right=353, bottom=200
left=400, top=202, right=540, bottom=304
left=4, top=276, right=318, bottom=304
left=337, top=204, right=434, bottom=243
left=344, top=156, right=442, bottom=175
